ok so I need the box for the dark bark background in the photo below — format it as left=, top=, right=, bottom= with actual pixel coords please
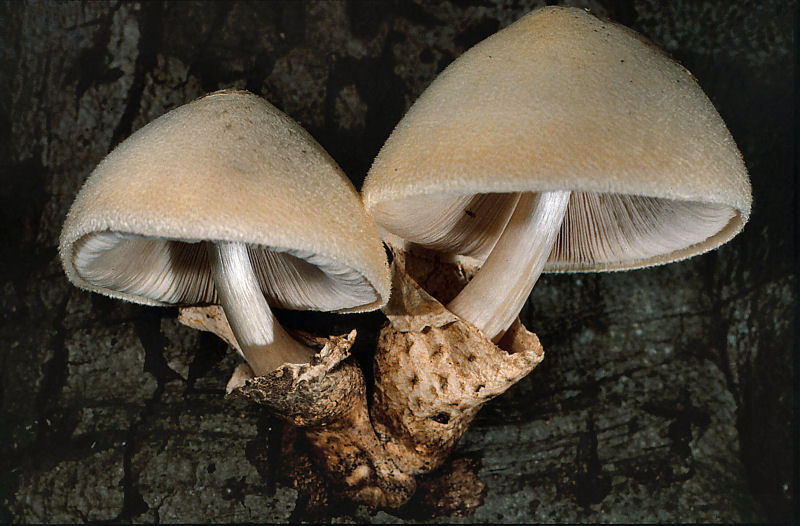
left=0, top=0, right=795, bottom=523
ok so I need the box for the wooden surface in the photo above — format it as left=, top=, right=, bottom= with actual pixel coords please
left=0, top=1, right=794, bottom=522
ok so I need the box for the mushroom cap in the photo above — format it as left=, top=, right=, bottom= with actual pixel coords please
left=60, top=90, right=390, bottom=312
left=363, top=6, right=752, bottom=272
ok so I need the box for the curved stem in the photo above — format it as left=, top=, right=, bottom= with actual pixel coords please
left=207, top=241, right=314, bottom=375
left=446, top=191, right=571, bottom=342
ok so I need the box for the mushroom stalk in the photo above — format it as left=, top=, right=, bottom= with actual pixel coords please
left=446, top=191, right=571, bottom=342
left=208, top=241, right=314, bottom=375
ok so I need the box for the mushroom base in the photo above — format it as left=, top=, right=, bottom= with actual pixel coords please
left=372, top=248, right=544, bottom=475
left=177, top=249, right=544, bottom=508
left=179, top=306, right=415, bottom=508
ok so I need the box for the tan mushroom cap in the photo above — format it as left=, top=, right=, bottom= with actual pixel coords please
left=363, top=6, right=752, bottom=272
left=60, top=89, right=390, bottom=312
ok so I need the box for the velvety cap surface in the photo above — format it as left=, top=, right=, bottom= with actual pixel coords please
left=60, top=90, right=390, bottom=310
left=363, top=6, right=751, bottom=272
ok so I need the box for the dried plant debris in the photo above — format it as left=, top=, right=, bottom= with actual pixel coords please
left=180, top=305, right=415, bottom=508
left=178, top=251, right=544, bottom=511
left=178, top=305, right=240, bottom=351
left=372, top=251, right=544, bottom=475
left=397, top=455, right=488, bottom=519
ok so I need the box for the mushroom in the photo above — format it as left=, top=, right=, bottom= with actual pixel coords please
left=60, top=89, right=390, bottom=375
left=363, top=6, right=751, bottom=342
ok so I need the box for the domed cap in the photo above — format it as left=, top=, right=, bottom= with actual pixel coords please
left=60, top=90, right=390, bottom=311
left=363, top=6, right=751, bottom=272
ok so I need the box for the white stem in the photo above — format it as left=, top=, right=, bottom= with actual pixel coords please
left=207, top=242, right=313, bottom=375
left=446, top=191, right=571, bottom=342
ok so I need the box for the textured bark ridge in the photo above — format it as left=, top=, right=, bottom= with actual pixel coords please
left=372, top=250, right=545, bottom=474
left=178, top=305, right=415, bottom=508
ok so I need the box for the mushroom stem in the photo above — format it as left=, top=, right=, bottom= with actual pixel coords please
left=446, top=191, right=571, bottom=342
left=207, top=241, right=314, bottom=375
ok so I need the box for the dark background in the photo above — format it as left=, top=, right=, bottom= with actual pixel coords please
left=0, top=0, right=795, bottom=523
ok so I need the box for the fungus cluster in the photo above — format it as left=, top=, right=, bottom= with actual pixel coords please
left=58, top=6, right=750, bottom=510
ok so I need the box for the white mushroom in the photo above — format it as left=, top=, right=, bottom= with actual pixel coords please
left=60, top=89, right=390, bottom=375
left=363, top=7, right=751, bottom=342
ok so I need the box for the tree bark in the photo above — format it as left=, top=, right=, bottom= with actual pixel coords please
left=0, top=1, right=793, bottom=522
